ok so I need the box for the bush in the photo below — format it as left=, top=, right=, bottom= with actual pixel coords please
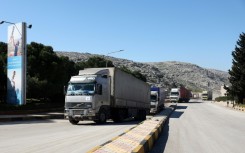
left=215, top=96, right=233, bottom=102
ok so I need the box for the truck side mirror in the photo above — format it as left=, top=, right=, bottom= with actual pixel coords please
left=96, top=84, right=102, bottom=95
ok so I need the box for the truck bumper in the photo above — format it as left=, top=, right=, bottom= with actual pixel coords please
left=64, top=109, right=96, bottom=120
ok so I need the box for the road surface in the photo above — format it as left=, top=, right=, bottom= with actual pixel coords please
left=0, top=119, right=142, bottom=153
left=150, top=100, right=245, bottom=153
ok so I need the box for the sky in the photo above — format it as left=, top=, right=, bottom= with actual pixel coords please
left=1, top=0, right=245, bottom=72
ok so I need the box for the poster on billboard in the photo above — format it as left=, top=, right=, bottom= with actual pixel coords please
left=7, top=22, right=26, bottom=105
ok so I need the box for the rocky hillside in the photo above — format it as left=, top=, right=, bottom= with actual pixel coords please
left=56, top=51, right=229, bottom=96
left=149, top=61, right=229, bottom=94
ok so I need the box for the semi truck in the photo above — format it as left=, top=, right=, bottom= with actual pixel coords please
left=150, top=87, right=165, bottom=114
left=64, top=67, right=150, bottom=125
left=170, top=86, right=191, bottom=103
left=201, top=90, right=212, bottom=100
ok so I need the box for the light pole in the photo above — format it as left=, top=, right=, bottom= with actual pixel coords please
left=105, top=50, right=124, bottom=67
left=0, top=21, right=32, bottom=35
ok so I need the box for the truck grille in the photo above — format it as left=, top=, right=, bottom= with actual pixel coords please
left=65, top=102, right=92, bottom=109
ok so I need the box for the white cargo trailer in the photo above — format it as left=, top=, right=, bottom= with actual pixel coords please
left=64, top=67, right=150, bottom=124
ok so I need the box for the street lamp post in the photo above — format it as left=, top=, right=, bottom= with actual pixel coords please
left=0, top=20, right=32, bottom=51
left=105, top=50, right=124, bottom=67
left=0, top=21, right=32, bottom=32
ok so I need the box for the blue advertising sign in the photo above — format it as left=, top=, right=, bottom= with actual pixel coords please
left=7, top=23, right=26, bottom=105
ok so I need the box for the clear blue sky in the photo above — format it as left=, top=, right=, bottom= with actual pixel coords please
left=1, top=0, right=245, bottom=71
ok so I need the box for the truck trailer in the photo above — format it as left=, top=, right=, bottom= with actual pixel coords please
left=170, top=86, right=191, bottom=103
left=64, top=67, right=150, bottom=124
left=150, top=87, right=165, bottom=114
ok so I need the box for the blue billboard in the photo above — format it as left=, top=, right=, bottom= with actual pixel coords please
left=7, top=23, right=26, bottom=105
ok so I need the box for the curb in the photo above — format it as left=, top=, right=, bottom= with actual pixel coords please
left=233, top=107, right=245, bottom=112
left=87, top=106, right=175, bottom=153
left=132, top=119, right=167, bottom=153
left=213, top=102, right=245, bottom=112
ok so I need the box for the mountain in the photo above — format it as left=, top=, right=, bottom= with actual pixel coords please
left=56, top=51, right=229, bottom=97
left=148, top=61, right=229, bottom=94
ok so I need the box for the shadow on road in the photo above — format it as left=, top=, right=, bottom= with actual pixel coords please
left=0, top=119, right=58, bottom=125
left=77, top=119, right=141, bottom=126
left=170, top=111, right=184, bottom=118
left=176, top=105, right=188, bottom=109
left=188, top=100, right=203, bottom=104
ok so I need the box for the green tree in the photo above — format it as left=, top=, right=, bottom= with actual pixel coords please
left=27, top=42, right=77, bottom=103
left=226, top=33, right=245, bottom=103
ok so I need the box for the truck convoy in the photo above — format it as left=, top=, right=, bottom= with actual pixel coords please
left=150, top=87, right=165, bottom=114
left=170, top=86, right=191, bottom=103
left=201, top=90, right=212, bottom=100
left=64, top=67, right=150, bottom=124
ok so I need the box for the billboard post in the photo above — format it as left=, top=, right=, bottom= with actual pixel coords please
left=1, top=21, right=31, bottom=105
left=0, top=21, right=32, bottom=105
left=5, top=22, right=27, bottom=105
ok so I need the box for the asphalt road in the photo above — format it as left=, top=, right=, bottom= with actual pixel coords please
left=0, top=119, right=142, bottom=153
left=150, top=100, right=245, bottom=153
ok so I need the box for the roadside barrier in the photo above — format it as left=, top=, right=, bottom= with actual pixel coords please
left=87, top=107, right=174, bottom=153
left=233, top=106, right=245, bottom=112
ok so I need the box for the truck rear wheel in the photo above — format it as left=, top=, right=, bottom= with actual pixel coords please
left=69, top=117, right=79, bottom=125
left=112, top=109, right=126, bottom=123
left=135, top=110, right=146, bottom=121
left=141, top=110, right=146, bottom=120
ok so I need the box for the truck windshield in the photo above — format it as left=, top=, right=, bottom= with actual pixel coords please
left=202, top=94, right=208, bottom=96
left=171, top=92, right=179, bottom=96
left=151, top=95, right=157, bottom=102
left=67, top=83, right=95, bottom=96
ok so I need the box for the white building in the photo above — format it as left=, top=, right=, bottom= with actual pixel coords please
left=220, top=85, right=228, bottom=96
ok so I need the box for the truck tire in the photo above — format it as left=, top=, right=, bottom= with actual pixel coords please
left=112, top=109, right=125, bottom=123
left=94, top=110, right=107, bottom=124
left=141, top=110, right=146, bottom=120
left=69, top=117, right=79, bottom=125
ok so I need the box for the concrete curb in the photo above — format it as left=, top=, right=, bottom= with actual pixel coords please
left=87, top=106, right=175, bottom=153
left=213, top=102, right=245, bottom=112
left=233, top=106, right=245, bottom=112
left=132, top=119, right=167, bottom=153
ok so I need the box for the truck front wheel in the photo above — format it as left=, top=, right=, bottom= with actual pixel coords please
left=94, top=110, right=107, bottom=124
left=69, top=117, right=79, bottom=125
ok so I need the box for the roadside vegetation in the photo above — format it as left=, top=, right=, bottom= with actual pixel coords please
left=215, top=96, right=233, bottom=102
left=225, top=32, right=245, bottom=104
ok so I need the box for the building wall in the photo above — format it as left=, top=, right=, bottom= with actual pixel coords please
left=220, top=85, right=228, bottom=96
